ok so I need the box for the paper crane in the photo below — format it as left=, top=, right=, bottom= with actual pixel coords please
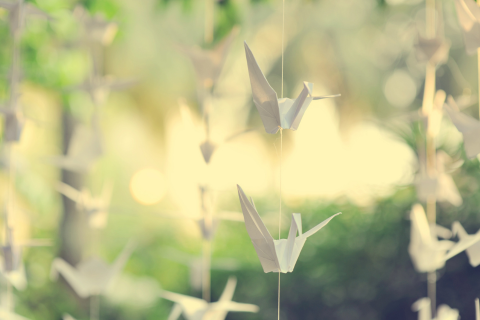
left=68, top=75, right=138, bottom=106
left=244, top=42, right=340, bottom=134
left=412, top=297, right=459, bottom=320
left=50, top=241, right=135, bottom=298
left=443, top=96, right=480, bottom=159
left=415, top=151, right=463, bottom=207
left=415, top=35, right=450, bottom=65
left=161, top=276, right=259, bottom=320
left=409, top=204, right=480, bottom=272
left=452, top=221, right=480, bottom=267
left=56, top=181, right=113, bottom=229
left=162, top=247, right=239, bottom=291
left=237, top=185, right=341, bottom=273
left=179, top=27, right=239, bottom=90
left=0, top=0, right=50, bottom=35
left=454, top=0, right=480, bottom=55
left=48, top=123, right=102, bottom=173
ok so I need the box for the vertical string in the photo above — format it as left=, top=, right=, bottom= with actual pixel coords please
left=90, top=295, right=99, bottom=320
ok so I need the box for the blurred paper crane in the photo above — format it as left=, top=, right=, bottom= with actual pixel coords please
left=453, top=0, right=480, bottom=55
left=244, top=42, right=340, bottom=134
left=50, top=241, right=135, bottom=298
left=0, top=0, right=50, bottom=35
left=409, top=204, right=480, bottom=272
left=452, top=221, right=480, bottom=267
left=162, top=247, right=239, bottom=291
left=412, top=297, right=459, bottom=320
left=161, top=276, right=259, bottom=320
left=415, top=150, right=463, bottom=207
left=178, top=27, right=239, bottom=91
left=48, top=124, right=102, bottom=173
left=237, top=185, right=341, bottom=273
left=443, top=96, right=480, bottom=159
left=55, top=181, right=113, bottom=229
left=414, top=35, right=450, bottom=65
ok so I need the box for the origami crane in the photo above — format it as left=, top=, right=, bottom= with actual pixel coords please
left=237, top=185, right=341, bottom=273
left=412, top=297, right=459, bottom=320
left=409, top=204, right=480, bottom=272
left=452, top=221, right=480, bottom=267
left=162, top=247, right=239, bottom=291
left=56, top=180, right=113, bottom=229
left=179, top=27, right=239, bottom=90
left=443, top=96, right=480, bottom=159
left=0, top=0, right=50, bottom=35
left=244, top=42, right=340, bottom=134
left=50, top=241, right=135, bottom=298
left=48, top=123, right=102, bottom=172
left=454, top=0, right=480, bottom=55
left=161, top=276, right=259, bottom=320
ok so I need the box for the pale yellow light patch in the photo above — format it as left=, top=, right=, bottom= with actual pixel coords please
left=130, top=168, right=167, bottom=205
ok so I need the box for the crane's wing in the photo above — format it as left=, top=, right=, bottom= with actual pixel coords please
left=218, top=276, right=236, bottom=302
left=109, top=241, right=136, bottom=283
left=302, top=212, right=342, bottom=238
left=454, top=0, right=480, bottom=54
left=167, top=304, right=183, bottom=320
left=50, top=258, right=91, bottom=298
left=286, top=82, right=314, bottom=131
left=161, top=290, right=208, bottom=316
left=56, top=181, right=83, bottom=204
left=244, top=42, right=280, bottom=134
left=445, top=230, right=480, bottom=260
left=412, top=298, right=431, bottom=320
left=237, top=185, right=279, bottom=272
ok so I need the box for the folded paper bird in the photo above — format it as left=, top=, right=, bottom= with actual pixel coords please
left=409, top=204, right=480, bottom=272
left=244, top=42, right=340, bottom=134
left=56, top=180, right=113, bottom=229
left=0, top=0, right=51, bottom=35
left=452, top=221, right=480, bottom=267
left=412, top=297, right=459, bottom=320
left=161, top=276, right=259, bottom=320
left=237, top=185, right=341, bottom=273
left=443, top=96, right=480, bottom=159
left=453, top=0, right=480, bottom=55
left=50, top=241, right=135, bottom=298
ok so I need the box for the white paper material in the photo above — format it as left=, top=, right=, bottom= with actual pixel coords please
left=244, top=42, right=340, bottom=134
left=409, top=204, right=480, bottom=272
left=62, top=314, right=76, bottom=320
left=443, top=96, right=480, bottom=159
left=452, top=221, right=480, bottom=267
left=476, top=298, right=480, bottom=320
left=412, top=298, right=459, bottom=320
left=48, top=124, right=102, bottom=172
left=415, top=36, right=450, bottom=65
left=454, top=0, right=480, bottom=55
left=179, top=27, right=239, bottom=89
left=161, top=276, right=259, bottom=320
left=0, top=0, right=50, bottom=35
left=50, top=241, right=135, bottom=298
left=56, top=181, right=113, bottom=229
left=237, top=185, right=341, bottom=273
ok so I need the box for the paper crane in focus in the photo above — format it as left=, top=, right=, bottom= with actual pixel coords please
left=161, top=276, right=259, bottom=320
left=454, top=0, right=480, bottom=55
left=237, top=185, right=341, bottom=273
left=162, top=247, right=239, bottom=291
left=443, top=96, right=480, bottom=159
left=50, top=241, right=135, bottom=298
left=0, top=0, right=50, bottom=35
left=452, top=221, right=480, bottom=267
left=409, top=204, right=480, bottom=272
left=412, top=297, right=459, bottom=320
left=48, top=124, right=102, bottom=173
left=244, top=42, right=340, bottom=134
left=415, top=150, right=463, bottom=207
left=179, top=27, right=239, bottom=91
left=56, top=181, right=113, bottom=229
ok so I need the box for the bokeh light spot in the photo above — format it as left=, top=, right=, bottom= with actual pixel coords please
left=130, top=168, right=167, bottom=205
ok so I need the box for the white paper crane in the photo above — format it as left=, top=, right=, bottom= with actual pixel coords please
left=409, top=204, right=480, bottom=272
left=237, top=185, right=341, bottom=273
left=50, top=241, right=135, bottom=298
left=412, top=297, right=459, bottom=320
left=453, top=0, right=480, bottom=55
left=48, top=124, right=102, bottom=173
left=452, top=221, right=480, bottom=267
left=161, top=276, right=259, bottom=320
left=0, top=0, right=50, bottom=35
left=443, top=96, right=480, bottom=159
left=56, top=181, right=113, bottom=229
left=244, top=42, right=340, bottom=134
left=179, top=27, right=239, bottom=90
